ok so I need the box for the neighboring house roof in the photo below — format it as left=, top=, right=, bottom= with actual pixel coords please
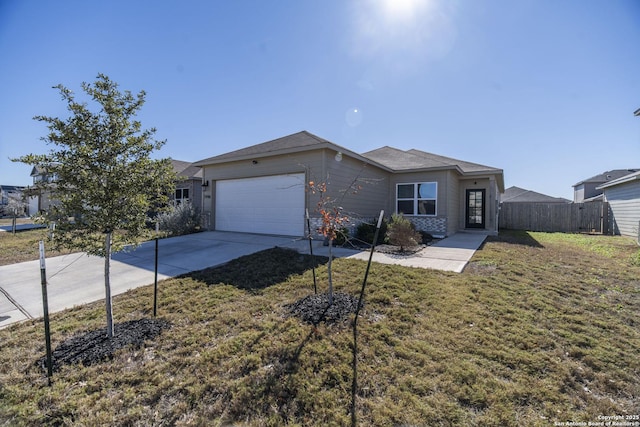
left=0, top=185, right=25, bottom=193
left=171, top=159, right=202, bottom=180
left=597, top=170, right=640, bottom=190
left=573, top=169, right=640, bottom=187
left=501, top=186, right=570, bottom=203
left=30, top=165, right=50, bottom=177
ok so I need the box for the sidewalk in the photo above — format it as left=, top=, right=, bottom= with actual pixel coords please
left=0, top=231, right=486, bottom=329
left=348, top=232, right=487, bottom=272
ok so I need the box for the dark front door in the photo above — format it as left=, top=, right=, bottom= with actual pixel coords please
left=465, top=189, right=486, bottom=229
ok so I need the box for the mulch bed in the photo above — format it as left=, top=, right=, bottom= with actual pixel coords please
left=284, top=292, right=360, bottom=325
left=38, top=318, right=171, bottom=372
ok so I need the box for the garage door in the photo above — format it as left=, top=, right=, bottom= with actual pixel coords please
left=215, top=173, right=305, bottom=236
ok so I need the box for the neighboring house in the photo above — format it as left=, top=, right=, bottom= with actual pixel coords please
left=171, top=160, right=203, bottom=209
left=27, top=161, right=202, bottom=216
left=501, top=186, right=571, bottom=204
left=0, top=185, right=27, bottom=216
left=597, top=170, right=640, bottom=239
left=193, top=131, right=504, bottom=238
left=29, top=165, right=59, bottom=213
left=573, top=169, right=639, bottom=202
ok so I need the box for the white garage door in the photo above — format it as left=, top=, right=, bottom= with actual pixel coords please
left=215, top=173, right=305, bottom=236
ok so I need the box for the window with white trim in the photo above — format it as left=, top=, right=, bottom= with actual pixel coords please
left=396, top=182, right=437, bottom=216
left=175, top=188, right=190, bottom=205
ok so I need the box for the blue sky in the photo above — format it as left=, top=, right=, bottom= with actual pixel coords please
left=1, top=0, right=639, bottom=199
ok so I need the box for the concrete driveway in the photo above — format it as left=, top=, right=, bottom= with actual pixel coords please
left=0, top=231, right=485, bottom=329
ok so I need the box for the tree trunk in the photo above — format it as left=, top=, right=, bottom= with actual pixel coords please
left=327, top=238, right=334, bottom=306
left=105, top=232, right=114, bottom=338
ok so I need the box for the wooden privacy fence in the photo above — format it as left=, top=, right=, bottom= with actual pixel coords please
left=499, top=202, right=609, bottom=234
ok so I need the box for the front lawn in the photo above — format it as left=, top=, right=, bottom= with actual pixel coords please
left=0, top=228, right=73, bottom=266
left=0, top=231, right=638, bottom=426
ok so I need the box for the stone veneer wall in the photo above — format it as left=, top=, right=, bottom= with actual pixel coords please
left=407, top=216, right=447, bottom=237
left=308, top=215, right=448, bottom=240
left=307, top=217, right=362, bottom=240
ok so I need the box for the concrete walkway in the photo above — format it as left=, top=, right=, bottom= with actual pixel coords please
left=0, top=223, right=46, bottom=233
left=0, top=231, right=486, bottom=329
left=348, top=232, right=487, bottom=273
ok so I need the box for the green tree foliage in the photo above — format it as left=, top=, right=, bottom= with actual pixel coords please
left=386, top=213, right=421, bottom=252
left=13, top=74, right=176, bottom=337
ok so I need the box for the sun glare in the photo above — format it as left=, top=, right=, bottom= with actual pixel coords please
left=351, top=0, right=456, bottom=63
left=382, top=0, right=424, bottom=22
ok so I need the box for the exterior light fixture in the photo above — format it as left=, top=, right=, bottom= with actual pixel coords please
left=335, top=152, right=343, bottom=162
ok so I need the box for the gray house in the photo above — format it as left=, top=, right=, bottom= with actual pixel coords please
left=0, top=185, right=26, bottom=216
left=193, top=131, right=504, bottom=238
left=598, top=170, right=640, bottom=239
left=573, top=169, right=639, bottom=202
left=171, top=160, right=203, bottom=210
left=28, top=165, right=59, bottom=213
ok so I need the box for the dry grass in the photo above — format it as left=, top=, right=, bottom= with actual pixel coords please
left=0, top=231, right=639, bottom=426
left=0, top=228, right=73, bottom=266
left=0, top=226, right=168, bottom=266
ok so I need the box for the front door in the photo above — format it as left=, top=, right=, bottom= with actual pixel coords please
left=465, top=189, right=485, bottom=229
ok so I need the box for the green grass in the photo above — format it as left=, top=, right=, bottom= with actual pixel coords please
left=1, top=231, right=639, bottom=426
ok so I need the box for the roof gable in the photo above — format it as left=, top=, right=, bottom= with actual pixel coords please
left=193, top=130, right=391, bottom=171
left=194, top=131, right=336, bottom=165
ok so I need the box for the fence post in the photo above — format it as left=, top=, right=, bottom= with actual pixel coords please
left=39, top=241, right=53, bottom=385
left=153, top=221, right=159, bottom=317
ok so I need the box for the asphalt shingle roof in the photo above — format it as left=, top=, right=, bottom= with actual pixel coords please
left=171, top=160, right=202, bottom=179
left=501, top=186, right=570, bottom=203
left=193, top=131, right=504, bottom=191
left=361, top=146, right=501, bottom=174
left=573, top=169, right=640, bottom=186
left=193, top=131, right=338, bottom=165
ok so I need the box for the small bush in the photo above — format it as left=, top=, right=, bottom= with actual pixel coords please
left=334, top=226, right=350, bottom=246
left=156, top=202, right=201, bottom=236
left=386, top=213, right=422, bottom=251
left=355, top=218, right=388, bottom=245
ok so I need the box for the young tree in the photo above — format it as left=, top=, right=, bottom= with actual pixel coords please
left=13, top=74, right=176, bottom=338
left=308, top=180, right=350, bottom=306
